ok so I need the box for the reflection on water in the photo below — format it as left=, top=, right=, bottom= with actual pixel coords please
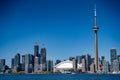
left=0, top=74, right=120, bottom=80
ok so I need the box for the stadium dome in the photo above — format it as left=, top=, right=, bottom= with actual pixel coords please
left=54, top=60, right=82, bottom=73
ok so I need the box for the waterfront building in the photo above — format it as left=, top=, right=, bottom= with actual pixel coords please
left=101, top=56, right=105, bottom=64
left=112, top=60, right=119, bottom=73
left=117, top=55, right=120, bottom=62
left=117, top=55, right=120, bottom=71
left=82, top=58, right=86, bottom=73
left=0, top=59, right=5, bottom=72
left=72, top=59, right=77, bottom=72
left=21, top=55, right=25, bottom=71
left=86, top=54, right=91, bottom=71
left=34, top=56, right=40, bottom=72
left=102, top=60, right=109, bottom=73
left=11, top=58, right=14, bottom=69
left=90, top=62, right=95, bottom=73
left=14, top=53, right=21, bottom=72
left=81, top=55, right=86, bottom=60
left=76, top=56, right=81, bottom=64
left=14, top=53, right=20, bottom=66
left=110, top=48, right=117, bottom=63
left=110, top=48, right=117, bottom=72
left=47, top=60, right=53, bottom=72
left=25, top=54, right=34, bottom=73
left=54, top=60, right=82, bottom=73
left=40, top=46, right=47, bottom=71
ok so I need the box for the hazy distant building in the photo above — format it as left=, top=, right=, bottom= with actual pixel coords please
left=81, top=55, right=86, bottom=60
left=11, top=58, right=14, bottom=69
left=101, top=56, right=105, bottom=64
left=55, top=60, right=61, bottom=65
left=69, top=57, right=75, bottom=61
left=76, top=56, right=81, bottom=64
left=101, top=56, right=105, bottom=60
left=82, top=58, right=86, bottom=73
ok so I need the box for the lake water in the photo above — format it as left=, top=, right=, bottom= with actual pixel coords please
left=0, top=74, right=120, bottom=80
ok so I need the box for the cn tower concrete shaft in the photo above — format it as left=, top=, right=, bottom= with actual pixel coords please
left=93, top=4, right=99, bottom=72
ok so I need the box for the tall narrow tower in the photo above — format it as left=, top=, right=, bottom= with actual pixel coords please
left=93, top=4, right=99, bottom=72
left=34, top=42, right=39, bottom=57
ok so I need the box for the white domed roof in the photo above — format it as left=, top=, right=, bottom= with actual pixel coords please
left=55, top=60, right=73, bottom=69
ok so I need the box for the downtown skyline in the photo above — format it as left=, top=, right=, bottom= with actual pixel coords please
left=0, top=0, right=120, bottom=67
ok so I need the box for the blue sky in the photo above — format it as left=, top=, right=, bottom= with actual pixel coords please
left=0, top=0, right=120, bottom=66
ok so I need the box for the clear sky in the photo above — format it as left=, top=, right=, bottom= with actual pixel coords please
left=0, top=0, right=120, bottom=67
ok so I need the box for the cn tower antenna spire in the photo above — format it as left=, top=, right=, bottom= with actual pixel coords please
left=94, top=4, right=96, bottom=17
left=94, top=4, right=97, bottom=27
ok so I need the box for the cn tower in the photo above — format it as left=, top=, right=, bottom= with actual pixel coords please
left=93, top=5, right=99, bottom=72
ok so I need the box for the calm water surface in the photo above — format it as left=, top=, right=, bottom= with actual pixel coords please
left=0, top=74, right=120, bottom=80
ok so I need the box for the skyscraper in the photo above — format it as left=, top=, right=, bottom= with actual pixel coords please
left=25, top=53, right=34, bottom=73
left=86, top=54, right=91, bottom=71
left=34, top=42, right=39, bottom=57
left=40, top=46, right=47, bottom=71
left=47, top=60, right=53, bottom=72
left=110, top=48, right=117, bottom=63
left=21, top=55, right=25, bottom=71
left=40, top=47, right=46, bottom=64
left=72, top=59, right=77, bottom=72
left=117, top=55, right=120, bottom=62
left=14, top=53, right=21, bottom=72
left=14, top=53, right=20, bottom=66
left=113, top=60, right=119, bottom=73
left=11, top=58, right=14, bottom=69
left=80, top=55, right=86, bottom=63
left=102, top=60, right=109, bottom=73
left=93, top=5, right=99, bottom=72
left=117, top=55, right=120, bottom=70
left=0, top=59, right=5, bottom=72
left=82, top=58, right=86, bottom=73
left=101, top=56, right=105, bottom=64
left=110, top=48, right=117, bottom=72
left=90, top=62, right=95, bottom=73
left=76, top=56, right=81, bottom=64
left=34, top=56, right=40, bottom=72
